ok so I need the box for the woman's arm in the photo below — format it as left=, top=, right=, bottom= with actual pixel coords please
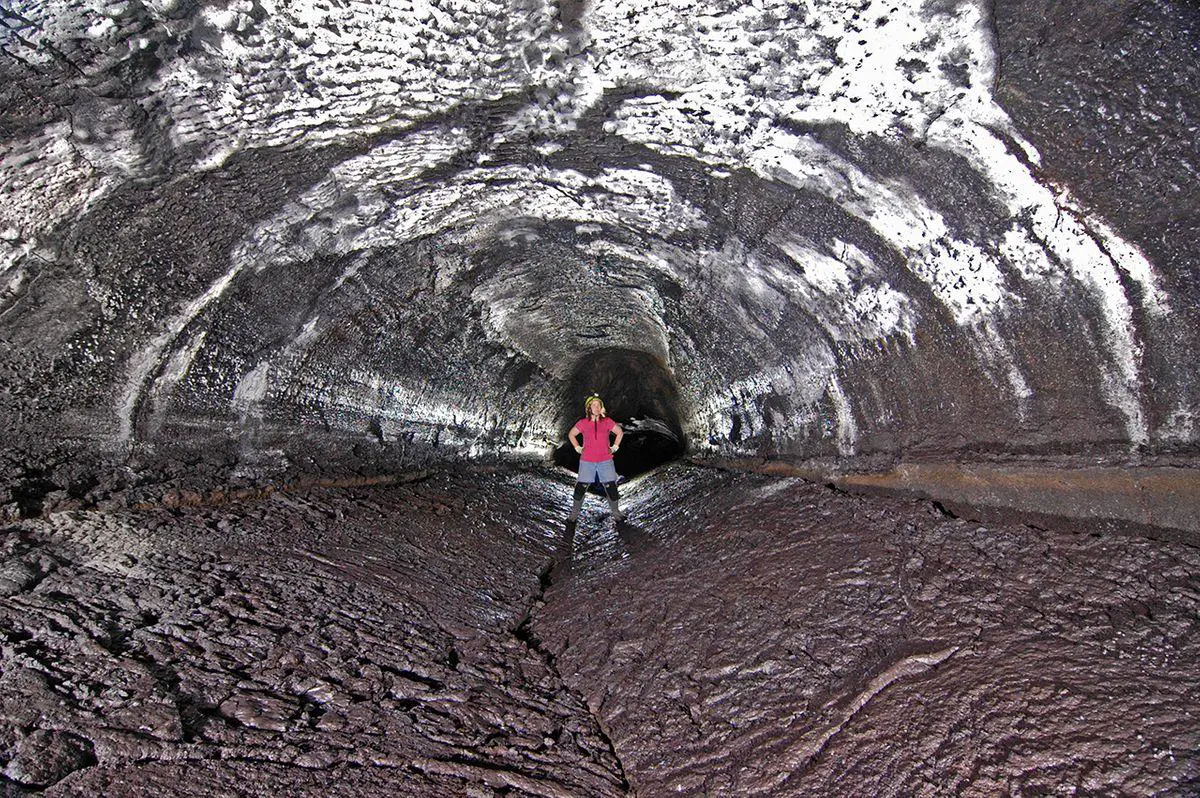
left=610, top=423, right=624, bottom=452
left=569, top=425, right=583, bottom=453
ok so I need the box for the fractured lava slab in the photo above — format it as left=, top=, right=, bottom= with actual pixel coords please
left=536, top=464, right=1200, bottom=795
left=0, top=470, right=625, bottom=796
left=2, top=463, right=1198, bottom=795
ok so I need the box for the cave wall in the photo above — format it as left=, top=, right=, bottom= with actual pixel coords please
left=0, top=0, right=1196, bottom=504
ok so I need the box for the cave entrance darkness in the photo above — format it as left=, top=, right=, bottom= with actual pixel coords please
left=553, top=348, right=686, bottom=480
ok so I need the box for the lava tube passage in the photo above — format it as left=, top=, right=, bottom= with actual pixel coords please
left=554, top=348, right=686, bottom=479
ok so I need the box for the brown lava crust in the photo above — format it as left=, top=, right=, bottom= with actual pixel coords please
left=2, top=464, right=1197, bottom=795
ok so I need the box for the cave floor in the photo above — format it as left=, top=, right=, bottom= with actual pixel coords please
left=1, top=464, right=1197, bottom=796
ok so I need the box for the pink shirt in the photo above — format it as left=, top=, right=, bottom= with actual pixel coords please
left=575, top=416, right=616, bottom=462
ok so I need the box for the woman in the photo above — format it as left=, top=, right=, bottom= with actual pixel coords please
left=567, top=394, right=625, bottom=524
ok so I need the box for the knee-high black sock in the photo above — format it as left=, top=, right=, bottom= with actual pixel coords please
left=569, top=482, right=587, bottom=520
left=603, top=481, right=622, bottom=516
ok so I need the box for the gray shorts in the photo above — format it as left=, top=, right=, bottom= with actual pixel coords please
left=578, top=458, right=618, bottom=484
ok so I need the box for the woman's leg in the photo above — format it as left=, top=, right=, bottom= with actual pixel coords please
left=597, top=460, right=624, bottom=521
left=603, top=481, right=624, bottom=521
left=571, top=460, right=599, bottom=521
left=568, top=482, right=587, bottom=521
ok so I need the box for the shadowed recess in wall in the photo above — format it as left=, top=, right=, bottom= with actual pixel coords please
left=554, top=348, right=686, bottom=478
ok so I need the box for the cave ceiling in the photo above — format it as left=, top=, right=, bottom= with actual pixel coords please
left=1, top=0, right=1197, bottom=480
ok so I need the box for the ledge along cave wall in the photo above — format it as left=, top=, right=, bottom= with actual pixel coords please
left=1, top=0, right=1199, bottom=794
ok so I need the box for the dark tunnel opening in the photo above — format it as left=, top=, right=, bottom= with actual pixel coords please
left=553, top=348, right=686, bottom=480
